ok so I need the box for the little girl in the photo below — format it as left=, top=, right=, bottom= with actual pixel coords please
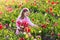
left=16, top=8, right=38, bottom=35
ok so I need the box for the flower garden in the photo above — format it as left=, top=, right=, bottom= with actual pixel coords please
left=0, top=0, right=60, bottom=40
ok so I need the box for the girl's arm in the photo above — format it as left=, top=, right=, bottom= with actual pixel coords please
left=27, top=17, right=37, bottom=27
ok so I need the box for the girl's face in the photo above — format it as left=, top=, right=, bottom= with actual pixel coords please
left=24, top=12, right=30, bottom=16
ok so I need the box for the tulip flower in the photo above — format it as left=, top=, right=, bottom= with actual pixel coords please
left=56, top=1, right=59, bottom=4
left=49, top=7, right=53, bottom=12
left=46, top=9, right=48, bottom=12
left=17, top=20, right=29, bottom=28
left=32, top=18, right=34, bottom=21
left=0, top=11, right=3, bottom=14
left=51, top=1, right=55, bottom=4
left=41, top=24, right=47, bottom=28
left=53, top=22, right=58, bottom=26
left=5, top=7, right=13, bottom=12
left=48, top=0, right=50, bottom=3
left=5, top=0, right=8, bottom=2
left=51, top=1, right=56, bottom=5
left=19, top=38, right=25, bottom=40
left=50, top=12, right=54, bottom=16
left=25, top=0, right=29, bottom=3
left=34, top=0, right=36, bottom=2
left=18, top=3, right=23, bottom=8
left=49, top=7, right=53, bottom=13
left=58, top=33, right=60, bottom=37
left=51, top=32, right=54, bottom=36
left=18, top=4, right=22, bottom=8
left=12, top=0, right=15, bottom=3
left=11, top=19, right=15, bottom=23
left=17, top=21, right=21, bottom=27
left=46, top=0, right=50, bottom=4
left=0, top=24, right=3, bottom=30
left=33, top=3, right=36, bottom=6
left=24, top=27, right=30, bottom=33
left=33, top=0, right=37, bottom=6
left=22, top=21, right=28, bottom=27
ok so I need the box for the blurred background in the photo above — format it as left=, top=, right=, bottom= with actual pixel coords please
left=0, top=0, right=60, bottom=40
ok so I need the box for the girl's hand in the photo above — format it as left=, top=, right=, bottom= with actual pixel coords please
left=34, top=25, right=39, bottom=29
left=35, top=25, right=39, bottom=27
left=29, top=25, right=39, bottom=29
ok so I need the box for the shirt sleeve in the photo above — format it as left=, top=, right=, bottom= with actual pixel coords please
left=27, top=17, right=36, bottom=27
left=16, top=18, right=20, bottom=29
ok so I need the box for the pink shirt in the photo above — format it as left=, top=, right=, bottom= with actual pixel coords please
left=16, top=16, right=35, bottom=35
left=16, top=16, right=35, bottom=29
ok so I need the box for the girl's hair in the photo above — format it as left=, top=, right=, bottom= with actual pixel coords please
left=18, top=8, right=30, bottom=19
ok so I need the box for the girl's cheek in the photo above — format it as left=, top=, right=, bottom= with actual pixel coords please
left=24, top=13, right=27, bottom=16
left=25, top=13, right=28, bottom=16
left=24, top=13, right=30, bottom=16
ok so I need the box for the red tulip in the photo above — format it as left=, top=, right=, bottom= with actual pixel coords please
left=41, top=24, right=47, bottom=28
left=53, top=22, right=58, bottom=26
left=18, top=3, right=23, bottom=8
left=34, top=0, right=36, bottom=2
left=17, top=21, right=28, bottom=28
left=51, top=1, right=56, bottom=5
left=51, top=32, right=54, bottom=36
left=19, top=38, right=25, bottom=40
left=5, top=0, right=8, bottom=2
left=58, top=33, right=60, bottom=37
left=22, top=21, right=28, bottom=27
left=51, top=2, right=55, bottom=4
left=49, top=7, right=53, bottom=12
left=48, top=0, right=50, bottom=3
left=5, top=7, right=13, bottom=12
left=56, top=1, right=59, bottom=4
left=32, top=18, right=34, bottom=21
left=51, top=13, right=54, bottom=16
left=12, top=0, right=15, bottom=3
left=17, top=21, right=21, bottom=27
left=33, top=0, right=36, bottom=6
left=0, top=24, right=3, bottom=30
left=18, top=4, right=22, bottom=8
left=11, top=19, right=15, bottom=23
left=33, top=3, right=36, bottom=6
left=25, top=0, right=29, bottom=3
left=46, top=9, right=48, bottom=12
left=0, top=11, right=3, bottom=14
left=24, top=27, right=30, bottom=33
left=49, top=7, right=52, bottom=11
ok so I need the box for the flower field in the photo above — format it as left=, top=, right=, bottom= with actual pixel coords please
left=0, top=0, right=60, bottom=40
